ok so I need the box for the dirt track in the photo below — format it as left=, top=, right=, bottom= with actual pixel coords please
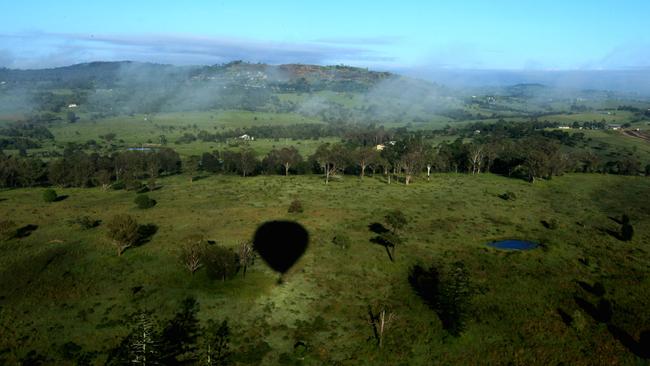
left=623, top=130, right=650, bottom=142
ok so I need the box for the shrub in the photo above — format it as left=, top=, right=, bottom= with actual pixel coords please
left=498, top=191, right=517, bottom=200
left=287, top=199, right=304, bottom=213
left=112, top=181, right=126, bottom=190
left=69, top=216, right=100, bottom=230
left=106, top=214, right=140, bottom=256
left=134, top=194, right=156, bottom=209
left=332, top=234, right=351, bottom=249
left=204, top=245, right=240, bottom=281
left=43, top=189, right=58, bottom=202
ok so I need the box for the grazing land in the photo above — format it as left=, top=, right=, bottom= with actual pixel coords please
left=1, top=61, right=649, bottom=364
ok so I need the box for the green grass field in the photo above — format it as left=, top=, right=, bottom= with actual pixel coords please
left=1, top=173, right=649, bottom=364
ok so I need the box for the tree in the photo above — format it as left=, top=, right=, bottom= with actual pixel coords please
left=400, top=150, right=424, bottom=185
left=184, top=155, right=201, bottom=182
left=367, top=305, right=396, bottom=348
left=239, top=148, right=258, bottom=177
left=202, top=320, right=231, bottom=366
left=384, top=209, right=407, bottom=234
left=204, top=245, right=240, bottom=281
left=238, top=240, right=254, bottom=278
left=467, top=143, right=484, bottom=174
left=94, top=169, right=113, bottom=190
left=146, top=154, right=161, bottom=190
left=311, top=143, right=350, bottom=184
left=106, top=214, right=140, bottom=256
left=130, top=312, right=160, bottom=365
left=266, top=147, right=302, bottom=176
left=180, top=235, right=206, bottom=275
left=100, top=133, right=116, bottom=143
left=354, top=146, right=379, bottom=178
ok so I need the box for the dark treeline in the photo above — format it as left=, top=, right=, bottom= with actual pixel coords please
left=1, top=122, right=648, bottom=188
left=0, top=145, right=181, bottom=189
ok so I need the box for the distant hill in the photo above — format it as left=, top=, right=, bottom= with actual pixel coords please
left=0, top=61, right=393, bottom=92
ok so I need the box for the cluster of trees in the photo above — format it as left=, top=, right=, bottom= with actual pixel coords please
left=0, top=122, right=54, bottom=151
left=0, top=146, right=180, bottom=188
left=106, top=297, right=231, bottom=365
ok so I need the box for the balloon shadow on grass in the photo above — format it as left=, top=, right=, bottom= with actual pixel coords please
left=253, top=221, right=309, bottom=283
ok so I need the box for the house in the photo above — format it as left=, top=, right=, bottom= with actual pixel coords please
left=608, top=124, right=621, bottom=130
left=238, top=134, right=253, bottom=141
left=375, top=144, right=385, bottom=151
left=474, top=130, right=481, bottom=134
left=558, top=126, right=571, bottom=129
left=68, top=103, right=78, bottom=108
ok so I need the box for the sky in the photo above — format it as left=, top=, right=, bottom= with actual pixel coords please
left=1, top=0, right=649, bottom=71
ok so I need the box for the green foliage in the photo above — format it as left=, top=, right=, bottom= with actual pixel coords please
left=158, top=297, right=201, bottom=364
left=105, top=214, right=140, bottom=256
left=179, top=235, right=207, bottom=274
left=42, top=188, right=58, bottom=202
left=287, top=199, right=304, bottom=213
left=384, top=209, right=407, bottom=233
left=204, top=245, right=240, bottom=281
left=68, top=215, right=100, bottom=230
left=202, top=320, right=231, bottom=366
left=134, top=194, right=156, bottom=209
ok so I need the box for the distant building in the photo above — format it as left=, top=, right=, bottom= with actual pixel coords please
left=68, top=103, right=78, bottom=108
left=239, top=134, right=253, bottom=141
left=375, top=144, right=385, bottom=151
left=558, top=126, right=571, bottom=129
left=474, top=130, right=481, bottom=134
left=608, top=124, right=621, bottom=130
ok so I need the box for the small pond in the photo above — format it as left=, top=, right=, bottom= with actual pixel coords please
left=488, top=239, right=538, bottom=250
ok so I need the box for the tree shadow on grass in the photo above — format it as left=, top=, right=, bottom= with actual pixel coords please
left=556, top=308, right=573, bottom=326
left=576, top=280, right=605, bottom=297
left=573, top=296, right=612, bottom=323
left=368, top=222, right=389, bottom=234
left=136, top=224, right=158, bottom=246
left=369, top=236, right=394, bottom=262
left=608, top=216, right=623, bottom=225
left=54, top=195, right=69, bottom=202
left=607, top=326, right=650, bottom=359
left=16, top=224, right=38, bottom=238
left=597, top=226, right=624, bottom=241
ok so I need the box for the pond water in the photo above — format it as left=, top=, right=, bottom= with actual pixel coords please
left=488, top=240, right=538, bottom=250
left=127, top=147, right=152, bottom=151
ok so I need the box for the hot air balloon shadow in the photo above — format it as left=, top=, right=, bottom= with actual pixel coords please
left=253, top=220, right=309, bottom=283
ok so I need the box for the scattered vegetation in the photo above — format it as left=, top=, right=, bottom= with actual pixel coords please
left=42, top=188, right=57, bottom=202
left=134, top=194, right=156, bottom=209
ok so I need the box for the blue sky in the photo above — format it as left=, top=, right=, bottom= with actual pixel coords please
left=1, top=0, right=648, bottom=70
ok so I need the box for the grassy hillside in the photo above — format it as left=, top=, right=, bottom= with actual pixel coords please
left=1, top=173, right=649, bottom=364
